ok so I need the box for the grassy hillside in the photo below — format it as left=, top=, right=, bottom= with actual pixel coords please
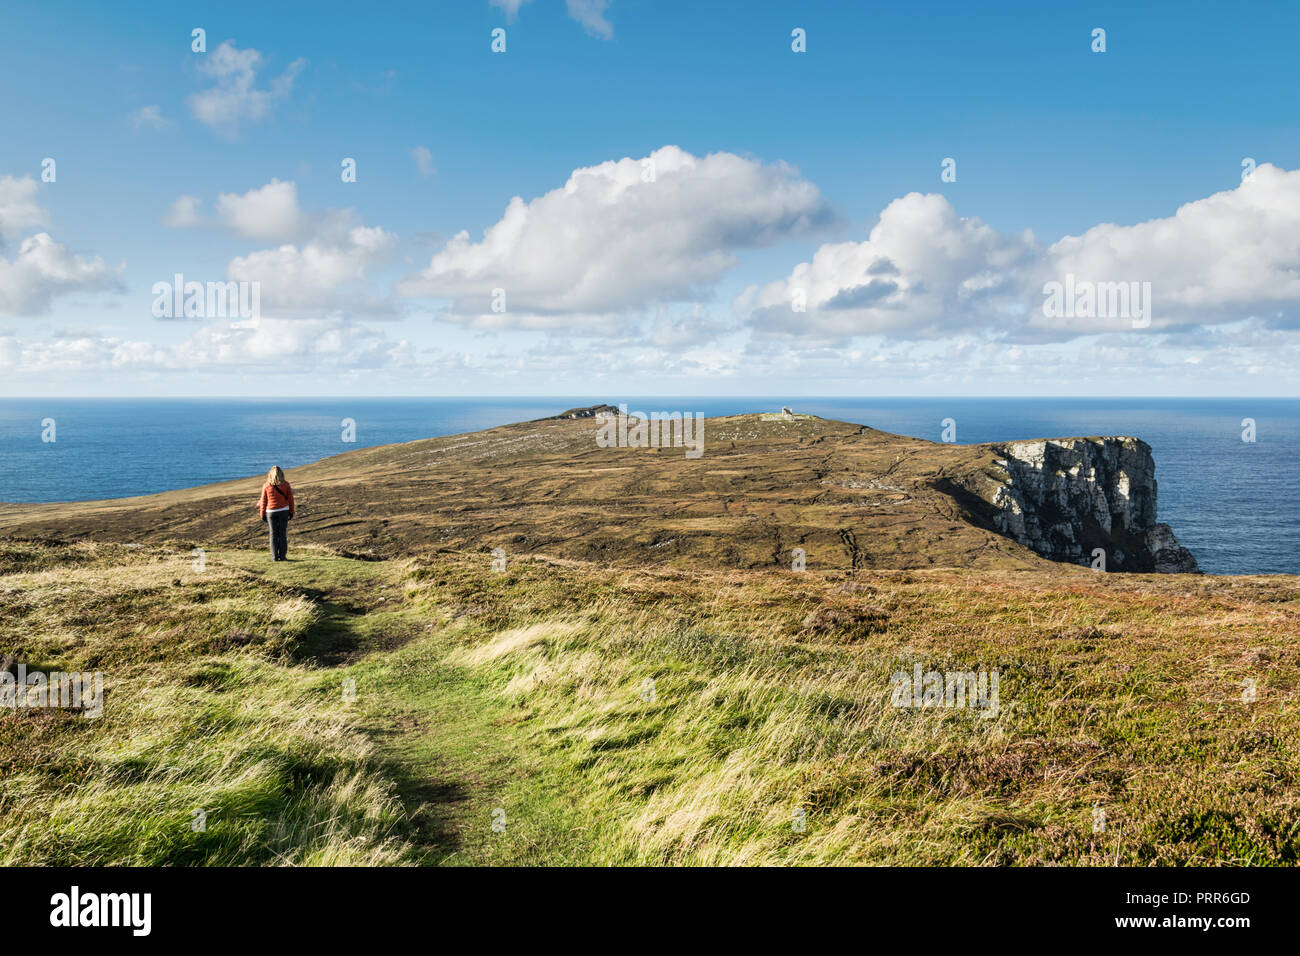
left=4, top=538, right=1296, bottom=865
left=0, top=413, right=1057, bottom=571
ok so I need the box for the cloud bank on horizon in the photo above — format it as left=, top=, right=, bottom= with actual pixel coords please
left=6, top=148, right=1299, bottom=376
left=1, top=0, right=1298, bottom=395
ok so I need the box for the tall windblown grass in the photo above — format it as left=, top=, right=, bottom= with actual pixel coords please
left=0, top=541, right=411, bottom=865
left=407, top=555, right=1300, bottom=865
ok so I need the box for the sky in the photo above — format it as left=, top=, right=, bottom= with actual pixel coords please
left=1, top=0, right=1298, bottom=397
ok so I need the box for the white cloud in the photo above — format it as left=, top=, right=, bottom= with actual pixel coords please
left=739, top=163, right=1300, bottom=343
left=129, top=105, right=167, bottom=130
left=157, top=181, right=394, bottom=317
left=411, top=146, right=435, bottom=178
left=7, top=312, right=1299, bottom=393
left=489, top=0, right=532, bottom=23
left=738, top=191, right=1038, bottom=343
left=162, top=195, right=203, bottom=228
left=1037, top=162, right=1300, bottom=334
left=215, top=179, right=303, bottom=241
left=0, top=317, right=412, bottom=374
left=489, top=0, right=611, bottom=36
left=187, top=41, right=307, bottom=136
left=0, top=175, right=120, bottom=317
left=0, top=176, right=50, bottom=241
left=178, top=316, right=411, bottom=368
left=398, top=145, right=832, bottom=328
left=0, top=232, right=119, bottom=317
left=566, top=0, right=613, bottom=39
left=226, top=211, right=396, bottom=316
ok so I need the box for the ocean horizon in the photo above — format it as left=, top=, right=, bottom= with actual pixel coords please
left=2, top=396, right=1296, bottom=577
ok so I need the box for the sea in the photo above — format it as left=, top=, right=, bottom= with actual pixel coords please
left=0, top=397, right=1295, bottom=576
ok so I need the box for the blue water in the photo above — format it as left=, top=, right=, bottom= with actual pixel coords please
left=0, top=397, right=1295, bottom=576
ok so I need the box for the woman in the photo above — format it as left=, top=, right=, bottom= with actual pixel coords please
left=259, top=466, right=295, bottom=561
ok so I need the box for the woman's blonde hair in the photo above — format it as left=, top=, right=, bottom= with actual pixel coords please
left=268, top=466, right=286, bottom=487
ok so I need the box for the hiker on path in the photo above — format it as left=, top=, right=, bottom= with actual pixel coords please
left=259, top=466, right=295, bottom=561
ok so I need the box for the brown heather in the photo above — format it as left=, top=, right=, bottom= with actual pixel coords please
left=0, top=415, right=1296, bottom=865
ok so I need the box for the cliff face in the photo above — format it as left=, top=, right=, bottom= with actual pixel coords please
left=961, top=437, right=1199, bottom=573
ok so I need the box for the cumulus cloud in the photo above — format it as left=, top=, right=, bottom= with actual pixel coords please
left=163, top=179, right=303, bottom=239
left=215, top=179, right=303, bottom=240
left=187, top=41, right=307, bottom=136
left=129, top=105, right=167, bottom=130
left=738, top=191, right=1039, bottom=343
left=1037, top=163, right=1300, bottom=334
left=739, top=163, right=1300, bottom=344
left=566, top=0, right=613, bottom=39
left=0, top=175, right=120, bottom=317
left=226, top=210, right=396, bottom=316
left=157, top=180, right=394, bottom=317
left=0, top=176, right=50, bottom=241
left=0, top=233, right=119, bottom=317
left=398, top=145, right=832, bottom=329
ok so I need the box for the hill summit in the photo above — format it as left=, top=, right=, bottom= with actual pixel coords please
left=0, top=410, right=1197, bottom=573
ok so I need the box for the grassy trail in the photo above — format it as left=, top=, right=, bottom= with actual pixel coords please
left=212, top=550, right=586, bottom=865
left=4, top=539, right=1298, bottom=865
left=230, top=548, right=1300, bottom=866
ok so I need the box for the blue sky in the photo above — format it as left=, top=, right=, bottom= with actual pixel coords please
left=1, top=0, right=1298, bottom=396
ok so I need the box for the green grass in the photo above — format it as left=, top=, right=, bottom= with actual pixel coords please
left=0, top=543, right=410, bottom=865
left=2, top=539, right=1297, bottom=865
